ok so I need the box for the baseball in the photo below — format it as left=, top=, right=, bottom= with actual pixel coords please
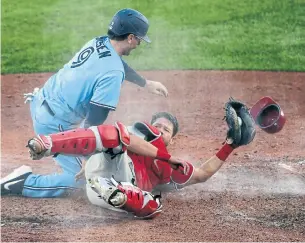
left=238, top=117, right=242, bottom=126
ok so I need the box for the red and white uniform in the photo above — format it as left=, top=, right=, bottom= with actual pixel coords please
left=127, top=122, right=194, bottom=192
left=85, top=121, right=194, bottom=210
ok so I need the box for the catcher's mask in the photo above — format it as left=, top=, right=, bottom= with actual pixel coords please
left=250, top=96, right=286, bottom=134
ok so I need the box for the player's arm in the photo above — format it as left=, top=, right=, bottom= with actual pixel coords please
left=27, top=120, right=186, bottom=173
left=122, top=59, right=146, bottom=87
left=128, top=134, right=158, bottom=156
left=27, top=121, right=185, bottom=171
left=184, top=148, right=230, bottom=186
left=128, top=134, right=187, bottom=170
left=122, top=60, right=168, bottom=97
left=83, top=103, right=110, bottom=128
left=170, top=98, right=257, bottom=188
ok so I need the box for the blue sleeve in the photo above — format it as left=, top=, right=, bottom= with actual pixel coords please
left=90, top=70, right=124, bottom=110
left=121, top=59, right=146, bottom=87
left=83, top=103, right=110, bottom=128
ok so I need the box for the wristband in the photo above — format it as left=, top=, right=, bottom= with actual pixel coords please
left=156, top=149, right=171, bottom=161
left=216, top=143, right=234, bottom=161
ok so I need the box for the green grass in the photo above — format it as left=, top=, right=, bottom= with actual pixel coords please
left=2, top=0, right=305, bottom=73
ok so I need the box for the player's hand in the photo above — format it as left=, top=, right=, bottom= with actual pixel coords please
left=168, top=156, right=190, bottom=175
left=145, top=80, right=168, bottom=97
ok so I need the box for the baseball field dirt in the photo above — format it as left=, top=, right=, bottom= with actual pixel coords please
left=1, top=70, right=305, bottom=241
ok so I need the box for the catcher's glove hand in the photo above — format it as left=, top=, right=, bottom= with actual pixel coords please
left=224, top=97, right=256, bottom=147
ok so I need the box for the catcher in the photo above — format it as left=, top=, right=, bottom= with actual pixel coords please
left=1, top=99, right=256, bottom=219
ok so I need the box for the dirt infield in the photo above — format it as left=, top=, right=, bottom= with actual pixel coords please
left=1, top=70, right=305, bottom=242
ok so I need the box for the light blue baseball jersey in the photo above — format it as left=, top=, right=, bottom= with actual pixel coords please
left=41, top=36, right=125, bottom=125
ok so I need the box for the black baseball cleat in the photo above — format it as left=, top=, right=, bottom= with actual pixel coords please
left=1, top=165, right=32, bottom=195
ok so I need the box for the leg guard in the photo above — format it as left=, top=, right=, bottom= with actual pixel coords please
left=27, top=122, right=130, bottom=159
left=88, top=176, right=162, bottom=219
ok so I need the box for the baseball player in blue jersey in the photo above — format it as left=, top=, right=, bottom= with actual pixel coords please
left=1, top=8, right=168, bottom=198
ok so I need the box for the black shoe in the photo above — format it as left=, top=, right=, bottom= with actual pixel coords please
left=1, top=165, right=32, bottom=195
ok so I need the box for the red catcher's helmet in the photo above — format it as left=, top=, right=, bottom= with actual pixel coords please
left=250, top=96, right=286, bottom=134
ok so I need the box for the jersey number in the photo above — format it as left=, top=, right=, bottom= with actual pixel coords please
left=71, top=47, right=94, bottom=68
left=71, top=38, right=112, bottom=68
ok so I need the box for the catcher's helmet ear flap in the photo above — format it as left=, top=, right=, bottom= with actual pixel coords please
left=250, top=96, right=286, bottom=134
left=108, top=8, right=151, bottom=43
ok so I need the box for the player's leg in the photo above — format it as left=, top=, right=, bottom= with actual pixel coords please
left=1, top=94, right=50, bottom=196
left=1, top=93, right=83, bottom=197
left=88, top=176, right=162, bottom=219
left=23, top=105, right=85, bottom=196
left=85, top=152, right=135, bottom=211
left=27, top=122, right=130, bottom=159
left=85, top=152, right=135, bottom=182
left=1, top=154, right=84, bottom=197
left=21, top=154, right=84, bottom=197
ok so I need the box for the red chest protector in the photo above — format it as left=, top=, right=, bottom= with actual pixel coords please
left=127, top=122, right=172, bottom=192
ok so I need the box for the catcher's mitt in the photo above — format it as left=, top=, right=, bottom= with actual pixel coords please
left=224, top=97, right=256, bottom=147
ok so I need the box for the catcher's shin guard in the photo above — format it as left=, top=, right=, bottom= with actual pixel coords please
left=27, top=122, right=130, bottom=159
left=89, top=176, right=162, bottom=219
